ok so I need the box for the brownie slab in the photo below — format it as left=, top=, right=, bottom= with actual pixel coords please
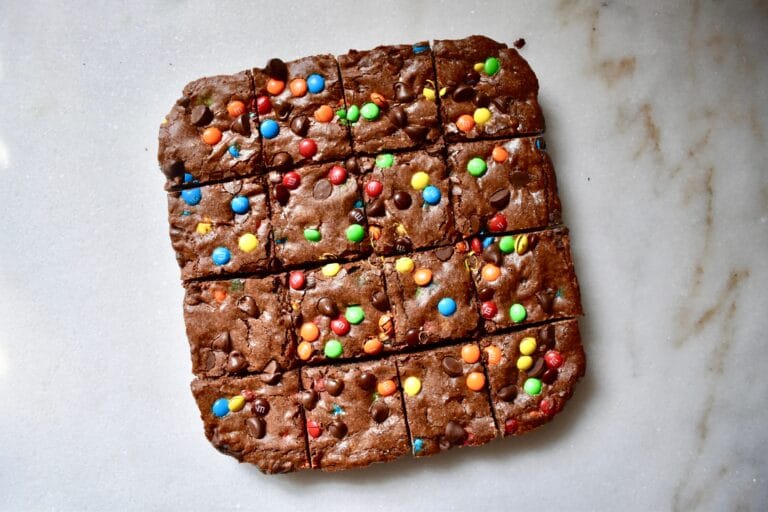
left=184, top=276, right=295, bottom=378
left=301, top=359, right=409, bottom=470
left=359, top=148, right=456, bottom=254
left=253, top=55, right=352, bottom=168
left=158, top=72, right=261, bottom=189
left=396, top=345, right=497, bottom=456
left=338, top=43, right=440, bottom=153
left=480, top=319, right=586, bottom=436
left=434, top=35, right=544, bottom=141
left=269, top=159, right=370, bottom=267
left=191, top=371, right=308, bottom=473
left=288, top=260, right=395, bottom=363
left=469, top=227, right=583, bottom=332
left=447, top=136, right=561, bottom=237
left=383, top=246, right=479, bottom=347
left=168, top=177, right=272, bottom=280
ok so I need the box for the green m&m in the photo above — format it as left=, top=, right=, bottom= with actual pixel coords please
left=484, top=57, right=500, bottom=75
left=345, top=305, right=365, bottom=325
left=524, top=377, right=542, bottom=396
left=304, top=228, right=321, bottom=242
left=346, top=224, right=365, bottom=242
left=361, top=102, right=380, bottom=120
left=324, top=339, right=343, bottom=359
left=467, top=157, right=487, bottom=177
left=376, top=153, right=394, bottom=168
left=499, top=235, right=516, bottom=253
left=509, top=303, right=527, bottom=323
left=346, top=105, right=360, bottom=122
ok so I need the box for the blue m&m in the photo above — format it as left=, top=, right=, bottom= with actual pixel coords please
left=181, top=188, right=201, bottom=206
left=260, top=119, right=279, bottom=139
left=422, top=185, right=441, bottom=205
left=306, top=74, right=325, bottom=94
left=212, top=398, right=230, bottom=417
left=211, top=247, right=231, bottom=266
left=231, top=195, right=250, bottom=214
left=437, top=297, right=457, bottom=316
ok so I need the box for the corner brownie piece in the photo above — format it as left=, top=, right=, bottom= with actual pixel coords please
left=396, top=344, right=497, bottom=457
left=191, top=371, right=308, bottom=473
left=434, top=35, right=544, bottom=141
left=338, top=43, right=440, bottom=153
left=469, top=227, right=582, bottom=332
left=253, top=55, right=352, bottom=168
left=301, top=359, right=409, bottom=470
left=480, top=319, right=586, bottom=436
left=383, top=246, right=478, bottom=346
left=447, top=136, right=561, bottom=237
left=184, top=276, right=295, bottom=378
left=168, top=177, right=272, bottom=280
left=158, top=72, right=261, bottom=189
left=359, top=148, right=456, bottom=254
left=268, top=159, right=370, bottom=268
left=288, top=260, right=395, bottom=363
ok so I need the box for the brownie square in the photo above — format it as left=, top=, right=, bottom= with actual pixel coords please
left=191, top=371, right=308, bottom=473
left=447, top=136, right=561, bottom=237
left=469, top=227, right=583, bottom=332
left=168, top=177, right=272, bottom=280
left=434, top=35, right=544, bottom=141
left=288, top=260, right=395, bottom=363
left=480, top=319, right=586, bottom=436
left=358, top=148, right=456, bottom=254
left=253, top=55, right=352, bottom=168
left=338, top=43, right=440, bottom=153
left=268, top=159, right=371, bottom=268
left=396, top=344, right=497, bottom=457
left=300, top=359, right=409, bottom=470
left=383, top=246, right=479, bottom=347
left=158, top=71, right=261, bottom=189
left=184, top=276, right=295, bottom=378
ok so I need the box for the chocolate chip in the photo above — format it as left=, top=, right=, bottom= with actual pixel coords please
left=489, top=189, right=511, bottom=210
left=444, top=421, right=467, bottom=445
left=452, top=84, right=474, bottom=102
left=271, top=151, right=293, bottom=171
left=370, top=401, right=390, bottom=423
left=252, top=398, right=270, bottom=416
left=477, top=286, right=494, bottom=301
left=246, top=417, right=267, bottom=439
left=231, top=113, right=251, bottom=136
left=312, top=179, right=332, bottom=200
left=371, top=291, right=390, bottom=312
left=464, top=70, right=480, bottom=85
left=162, top=160, right=184, bottom=180
left=405, top=328, right=421, bottom=346
left=491, top=97, right=508, bottom=112
left=329, top=420, right=348, bottom=439
left=510, top=171, right=530, bottom=187
left=345, top=156, right=359, bottom=174
left=275, top=101, right=293, bottom=121
left=290, top=115, right=310, bottom=136
left=357, top=371, right=377, bottom=391
left=483, top=244, right=503, bottom=266
left=212, top=332, right=231, bottom=351
left=190, top=105, right=212, bottom=126
left=434, top=246, right=454, bottom=261
left=366, top=197, right=386, bottom=217
left=441, top=356, right=463, bottom=377
left=394, top=237, right=413, bottom=253
left=404, top=124, right=429, bottom=140
left=348, top=208, right=365, bottom=225
left=394, top=82, right=415, bottom=102
left=542, top=368, right=558, bottom=384
left=316, top=297, right=338, bottom=317
left=393, top=191, right=412, bottom=209
left=539, top=324, right=556, bottom=349
left=274, top=184, right=290, bottom=206
left=226, top=351, right=247, bottom=373
left=473, top=91, right=490, bottom=108
left=260, top=360, right=282, bottom=384
left=387, top=106, right=407, bottom=127
left=536, top=289, right=556, bottom=314
left=325, top=378, right=344, bottom=396
left=265, top=58, right=288, bottom=82
left=498, top=385, right=517, bottom=402
left=526, top=358, right=545, bottom=378
left=301, top=390, right=318, bottom=410
left=237, top=296, right=259, bottom=317
left=514, top=38, right=526, bottom=49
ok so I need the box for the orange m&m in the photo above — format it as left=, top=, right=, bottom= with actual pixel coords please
left=202, top=127, right=222, bottom=145
left=481, top=264, right=501, bottom=282
left=466, top=371, right=486, bottom=391
left=413, top=268, right=433, bottom=286
left=314, top=105, right=333, bottom=123
left=289, top=78, right=308, bottom=97
left=226, top=100, right=246, bottom=118
left=297, top=341, right=313, bottom=361
left=377, top=379, right=397, bottom=396
left=461, top=344, right=481, bottom=364
left=456, top=114, right=475, bottom=133
left=299, top=322, right=320, bottom=341
left=492, top=146, right=508, bottom=162
left=266, top=78, right=285, bottom=95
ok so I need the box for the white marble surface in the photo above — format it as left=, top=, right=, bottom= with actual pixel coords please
left=1, top=1, right=766, bottom=510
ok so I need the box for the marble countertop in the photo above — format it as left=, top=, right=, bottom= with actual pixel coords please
left=1, top=1, right=766, bottom=510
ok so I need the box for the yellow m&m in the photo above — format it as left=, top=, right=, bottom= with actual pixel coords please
left=238, top=233, right=258, bottom=252
left=403, top=376, right=422, bottom=396
left=395, top=257, right=415, bottom=273
left=321, top=262, right=341, bottom=277
left=519, top=337, right=537, bottom=355
left=473, top=107, right=492, bottom=125
left=410, top=172, right=430, bottom=190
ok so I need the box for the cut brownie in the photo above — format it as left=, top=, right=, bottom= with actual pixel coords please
left=168, top=177, right=272, bottom=280
left=184, top=276, right=295, bottom=378
left=396, top=344, right=497, bottom=456
left=338, top=43, right=440, bottom=153
left=480, top=319, right=585, bottom=436
left=288, top=260, right=395, bottom=363
left=301, top=359, right=409, bottom=470
left=359, top=148, right=456, bottom=254
left=469, top=227, right=582, bottom=332
left=191, top=371, right=309, bottom=473
left=383, top=246, right=478, bottom=346
left=447, top=136, right=561, bottom=237
left=268, top=159, right=370, bottom=268
left=434, top=35, right=544, bottom=141
left=253, top=55, right=352, bottom=168
left=158, top=71, right=261, bottom=189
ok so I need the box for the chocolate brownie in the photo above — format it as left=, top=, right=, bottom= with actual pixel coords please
left=338, top=43, right=440, bottom=153
left=268, top=159, right=370, bottom=268
left=184, top=276, right=295, bottom=378
left=383, top=246, right=478, bottom=346
left=288, top=260, right=395, bottom=363
left=480, top=319, right=586, bottom=436
left=168, top=177, right=272, bottom=280
left=359, top=148, right=456, bottom=254
left=434, top=35, right=544, bottom=141
left=158, top=72, right=261, bottom=189
left=301, top=359, right=409, bottom=470
left=253, top=55, right=352, bottom=168
left=469, top=227, right=583, bottom=332
left=396, top=344, right=497, bottom=456
left=191, top=371, right=308, bottom=473
left=447, top=136, right=561, bottom=237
